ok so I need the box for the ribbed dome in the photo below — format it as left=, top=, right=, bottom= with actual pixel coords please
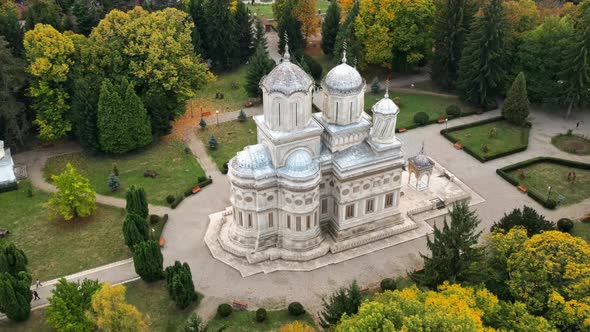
left=322, top=62, right=364, bottom=94
left=371, top=93, right=399, bottom=115
left=408, top=144, right=434, bottom=170
left=260, top=46, right=313, bottom=96
left=231, top=144, right=273, bottom=174
left=285, top=150, right=312, bottom=172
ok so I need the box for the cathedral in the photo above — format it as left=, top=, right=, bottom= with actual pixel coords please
left=221, top=45, right=419, bottom=262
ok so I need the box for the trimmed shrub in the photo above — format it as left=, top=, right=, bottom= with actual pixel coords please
left=166, top=195, right=175, bottom=204
left=0, top=181, right=18, bottom=193
left=557, top=218, right=574, bottom=233
left=288, top=302, right=305, bottom=316
left=446, top=105, right=461, bottom=117
left=181, top=314, right=206, bottom=332
left=164, top=261, right=198, bottom=309
left=199, top=117, right=207, bottom=129
left=170, top=195, right=184, bottom=209
left=198, top=176, right=207, bottom=182
left=149, top=214, right=160, bottom=225
left=208, top=135, right=218, bottom=150
left=238, top=109, right=247, bottom=122
left=255, top=308, right=267, bottom=322
left=413, top=112, right=429, bottom=126
left=133, top=240, right=164, bottom=282
left=380, top=278, right=397, bottom=292
left=217, top=303, right=232, bottom=318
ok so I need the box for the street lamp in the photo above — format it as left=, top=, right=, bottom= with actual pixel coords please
left=445, top=118, right=448, bottom=130
left=216, top=110, right=220, bottom=125
left=547, top=185, right=552, bottom=201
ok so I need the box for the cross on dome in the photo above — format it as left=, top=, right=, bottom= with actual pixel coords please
left=283, top=32, right=291, bottom=61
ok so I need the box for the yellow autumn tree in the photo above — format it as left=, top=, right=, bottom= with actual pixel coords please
left=504, top=0, right=541, bottom=34
left=88, top=283, right=147, bottom=332
left=280, top=321, right=315, bottom=332
left=293, top=0, right=320, bottom=38
left=339, top=0, right=355, bottom=11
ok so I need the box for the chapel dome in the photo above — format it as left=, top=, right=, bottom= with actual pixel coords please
left=231, top=144, right=273, bottom=176
left=371, top=91, right=399, bottom=115
left=281, top=150, right=319, bottom=177
left=322, top=53, right=364, bottom=94
left=260, top=45, right=314, bottom=96
left=408, top=144, right=434, bottom=170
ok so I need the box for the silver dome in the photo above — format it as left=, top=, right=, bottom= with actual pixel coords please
left=371, top=92, right=399, bottom=115
left=231, top=144, right=273, bottom=175
left=260, top=45, right=314, bottom=96
left=322, top=53, right=364, bottom=94
left=281, top=150, right=319, bottom=177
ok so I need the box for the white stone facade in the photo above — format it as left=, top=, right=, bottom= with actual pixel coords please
left=221, top=49, right=415, bottom=260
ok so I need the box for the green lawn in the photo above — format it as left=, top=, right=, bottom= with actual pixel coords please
left=193, top=65, right=252, bottom=113
left=207, top=309, right=317, bottom=332
left=364, top=90, right=475, bottom=129
left=507, top=162, right=590, bottom=206
left=0, top=181, right=130, bottom=281
left=198, top=118, right=258, bottom=171
left=43, top=140, right=205, bottom=206
left=448, top=120, right=529, bottom=159
left=551, top=134, right=590, bottom=155
left=125, top=280, right=198, bottom=332
left=0, top=309, right=52, bottom=332
left=571, top=222, right=590, bottom=243
left=247, top=0, right=330, bottom=19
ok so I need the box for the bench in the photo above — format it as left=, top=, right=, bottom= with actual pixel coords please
left=454, top=142, right=463, bottom=149
left=192, top=186, right=201, bottom=194
left=398, top=128, right=407, bottom=133
left=360, top=287, right=369, bottom=292
left=159, top=237, right=165, bottom=247
left=438, top=118, right=446, bottom=123
left=202, top=111, right=211, bottom=117
left=517, top=185, right=528, bottom=193
left=232, top=300, right=248, bottom=311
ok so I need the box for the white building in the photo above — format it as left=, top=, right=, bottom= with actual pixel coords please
left=0, top=140, right=17, bottom=189
left=221, top=47, right=416, bottom=261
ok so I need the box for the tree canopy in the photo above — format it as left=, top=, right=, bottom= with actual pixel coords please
left=88, top=283, right=147, bottom=332
left=46, top=278, right=101, bottom=332
left=47, top=163, right=97, bottom=220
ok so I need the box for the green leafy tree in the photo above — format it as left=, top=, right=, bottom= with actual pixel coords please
left=431, top=0, right=477, bottom=89
left=0, top=243, right=28, bottom=278
left=235, top=0, right=253, bottom=62
left=333, top=0, right=360, bottom=63
left=321, top=0, right=341, bottom=56
left=122, top=213, right=149, bottom=250
left=0, top=0, right=23, bottom=54
left=25, top=0, right=65, bottom=31
left=412, top=201, right=482, bottom=288
left=47, top=163, right=97, bottom=221
left=245, top=45, right=275, bottom=98
left=203, top=0, right=239, bottom=69
left=165, top=261, right=198, bottom=309
left=97, top=79, right=152, bottom=154
left=0, top=37, right=28, bottom=147
left=0, top=271, right=32, bottom=322
left=319, top=280, right=362, bottom=328
left=457, top=0, right=510, bottom=108
left=133, top=240, right=164, bottom=282
left=46, top=278, right=101, bottom=332
left=24, top=23, right=75, bottom=141
left=125, top=185, right=149, bottom=219
left=560, top=0, right=590, bottom=119
left=491, top=205, right=554, bottom=236
left=502, top=72, right=529, bottom=126
left=252, top=18, right=268, bottom=51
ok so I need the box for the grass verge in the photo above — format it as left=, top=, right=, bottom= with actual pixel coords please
left=207, top=309, right=317, bottom=332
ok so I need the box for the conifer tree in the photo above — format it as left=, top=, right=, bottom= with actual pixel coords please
left=502, top=72, right=529, bottom=126
left=319, top=280, right=362, bottom=328
left=71, top=76, right=101, bottom=153
left=125, top=185, right=149, bottom=219
left=431, top=0, right=477, bottom=90
left=0, top=243, right=28, bottom=278
left=208, top=135, right=218, bottom=150
left=165, top=261, right=198, bottom=309
left=0, top=0, right=24, bottom=54
left=333, top=0, right=361, bottom=63
left=252, top=18, right=268, bottom=51
left=277, top=0, right=306, bottom=57
left=0, top=243, right=31, bottom=322
left=457, top=0, right=509, bottom=108
left=235, top=0, right=253, bottom=62
left=411, top=202, right=483, bottom=288
left=321, top=0, right=341, bottom=56
left=245, top=45, right=275, bottom=98
left=133, top=240, right=164, bottom=282
left=204, top=0, right=239, bottom=69
left=122, top=213, right=149, bottom=250
left=199, top=116, right=207, bottom=129
left=491, top=205, right=554, bottom=236
left=187, top=0, right=207, bottom=57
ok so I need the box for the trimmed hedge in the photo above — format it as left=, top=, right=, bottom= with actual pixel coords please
left=496, top=157, right=590, bottom=209
left=441, top=116, right=530, bottom=162
left=0, top=181, right=18, bottom=193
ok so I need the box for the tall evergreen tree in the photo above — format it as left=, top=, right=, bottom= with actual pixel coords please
left=133, top=240, right=164, bottom=282
left=0, top=0, right=24, bottom=54
left=97, top=79, right=152, bottom=154
left=0, top=37, right=28, bottom=147
left=502, top=72, right=529, bottom=126
left=122, top=213, right=149, bottom=250
left=411, top=202, right=483, bottom=288
left=204, top=0, right=239, bottom=69
left=277, top=0, right=306, bottom=57
left=491, top=205, right=555, bottom=236
left=235, top=0, right=253, bottom=62
left=71, top=0, right=105, bottom=36
left=0, top=243, right=31, bottom=322
left=25, top=0, right=65, bottom=31
left=125, top=185, right=149, bottom=219
left=0, top=243, right=28, bottom=278
left=431, top=0, right=477, bottom=90
left=252, top=18, right=268, bottom=51
left=457, top=0, right=510, bottom=108
left=560, top=0, right=590, bottom=119
left=187, top=0, right=207, bottom=57
left=333, top=0, right=361, bottom=63
left=245, top=45, right=275, bottom=98
left=71, top=76, right=101, bottom=153
left=318, top=280, right=362, bottom=328
left=321, top=0, right=341, bottom=56
left=165, top=261, right=198, bottom=309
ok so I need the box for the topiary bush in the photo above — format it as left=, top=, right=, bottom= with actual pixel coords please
left=380, top=278, right=397, bottom=292
left=446, top=105, right=461, bottom=117
left=208, top=135, right=218, bottom=150
left=413, top=112, right=429, bottom=126
left=557, top=218, right=574, bottom=233
left=288, top=302, right=305, bottom=316
left=166, top=195, right=175, bottom=205
left=255, top=308, right=267, bottom=322
left=149, top=214, right=160, bottom=225
left=217, top=303, right=232, bottom=318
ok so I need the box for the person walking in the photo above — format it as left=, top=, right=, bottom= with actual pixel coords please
left=33, top=290, right=40, bottom=300
left=35, top=279, right=42, bottom=288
